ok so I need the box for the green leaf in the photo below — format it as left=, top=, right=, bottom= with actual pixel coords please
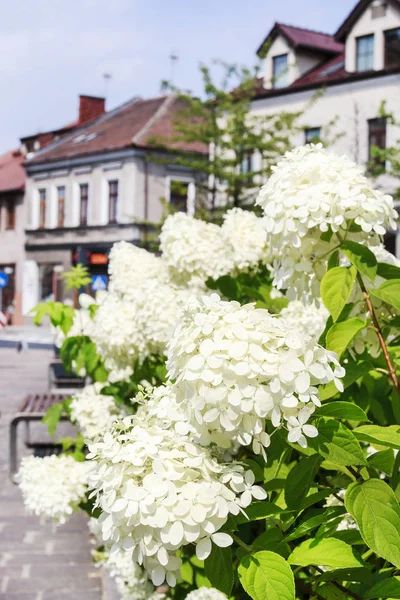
left=285, top=507, right=346, bottom=542
left=353, top=424, right=400, bottom=450
left=288, top=537, right=364, bottom=569
left=367, top=448, right=395, bottom=475
left=341, top=240, right=377, bottom=281
left=317, top=401, right=369, bottom=422
left=300, top=490, right=332, bottom=510
left=328, top=249, right=340, bottom=270
left=284, top=455, right=323, bottom=510
left=238, top=551, right=295, bottom=600
left=325, top=317, right=366, bottom=358
left=364, top=576, right=400, bottom=599
left=308, top=418, right=367, bottom=466
left=369, top=279, right=400, bottom=310
left=320, top=266, right=357, bottom=322
left=253, top=529, right=289, bottom=558
left=42, top=402, right=64, bottom=438
left=377, top=261, right=400, bottom=280
left=215, top=275, right=238, bottom=300
left=370, top=279, right=400, bottom=311
left=205, top=545, right=233, bottom=597
left=345, top=479, right=400, bottom=568
left=319, top=360, right=373, bottom=401
left=318, top=567, right=372, bottom=583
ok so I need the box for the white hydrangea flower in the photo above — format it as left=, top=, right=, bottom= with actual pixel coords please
left=280, top=300, right=329, bottom=341
left=108, top=241, right=170, bottom=296
left=17, top=455, right=92, bottom=524
left=167, top=294, right=344, bottom=454
left=185, top=588, right=228, bottom=600
left=87, top=419, right=266, bottom=587
left=53, top=294, right=96, bottom=348
left=91, top=280, right=184, bottom=373
left=256, top=144, right=397, bottom=301
left=105, top=548, right=165, bottom=600
left=70, top=382, right=126, bottom=440
left=160, top=213, right=235, bottom=286
left=221, top=208, right=269, bottom=272
left=136, top=384, right=192, bottom=437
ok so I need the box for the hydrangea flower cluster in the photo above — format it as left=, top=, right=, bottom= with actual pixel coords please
left=108, top=241, right=170, bottom=296
left=91, top=278, right=185, bottom=375
left=167, top=294, right=344, bottom=454
left=160, top=213, right=235, bottom=287
left=17, top=454, right=92, bottom=524
left=87, top=419, right=266, bottom=587
left=185, top=588, right=228, bottom=600
left=280, top=300, right=329, bottom=341
left=220, top=208, right=269, bottom=273
left=105, top=548, right=166, bottom=600
left=136, top=384, right=192, bottom=437
left=256, top=144, right=397, bottom=301
left=70, top=382, right=125, bottom=440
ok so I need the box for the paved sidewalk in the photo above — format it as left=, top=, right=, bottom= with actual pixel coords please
left=0, top=348, right=102, bottom=599
left=0, top=326, right=54, bottom=349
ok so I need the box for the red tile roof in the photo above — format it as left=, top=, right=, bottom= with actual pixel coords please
left=28, top=95, right=207, bottom=165
left=278, top=24, right=344, bottom=54
left=0, top=150, right=25, bottom=194
left=291, top=53, right=346, bottom=87
left=257, top=22, right=343, bottom=57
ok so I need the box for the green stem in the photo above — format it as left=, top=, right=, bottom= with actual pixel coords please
left=231, top=533, right=253, bottom=553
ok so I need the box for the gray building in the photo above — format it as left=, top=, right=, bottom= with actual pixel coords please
left=23, top=94, right=207, bottom=311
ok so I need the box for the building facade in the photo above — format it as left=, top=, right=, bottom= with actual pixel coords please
left=251, top=0, right=400, bottom=253
left=23, top=95, right=206, bottom=312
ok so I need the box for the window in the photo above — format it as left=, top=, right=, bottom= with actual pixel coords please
left=57, top=186, right=65, bottom=227
left=39, top=189, right=46, bottom=228
left=79, top=183, right=89, bottom=226
left=305, top=127, right=322, bottom=144
left=356, top=34, right=374, bottom=71
left=368, top=117, right=386, bottom=171
left=272, top=54, right=288, bottom=88
left=240, top=152, right=254, bottom=174
left=170, top=180, right=188, bottom=213
left=108, top=180, right=119, bottom=223
left=5, top=199, right=15, bottom=230
left=385, top=28, right=400, bottom=67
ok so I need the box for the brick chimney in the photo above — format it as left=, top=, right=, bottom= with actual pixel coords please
left=78, top=95, right=105, bottom=125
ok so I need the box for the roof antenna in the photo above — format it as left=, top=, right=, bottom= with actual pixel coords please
left=103, top=72, right=112, bottom=101
left=169, top=51, right=179, bottom=85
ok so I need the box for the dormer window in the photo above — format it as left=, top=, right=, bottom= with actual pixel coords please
left=272, top=54, right=288, bottom=88
left=356, top=34, right=374, bottom=71
left=385, top=28, right=400, bottom=67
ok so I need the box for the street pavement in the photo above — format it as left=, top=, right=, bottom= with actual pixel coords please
left=0, top=326, right=54, bottom=350
left=0, top=348, right=103, bottom=599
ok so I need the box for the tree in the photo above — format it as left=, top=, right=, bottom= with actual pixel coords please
left=149, top=61, right=304, bottom=218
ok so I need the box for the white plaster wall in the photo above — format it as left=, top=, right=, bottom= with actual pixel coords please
left=251, top=73, right=400, bottom=192
left=27, top=160, right=139, bottom=229
left=345, top=2, right=400, bottom=72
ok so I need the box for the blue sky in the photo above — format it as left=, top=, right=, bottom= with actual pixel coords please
left=0, top=0, right=353, bottom=153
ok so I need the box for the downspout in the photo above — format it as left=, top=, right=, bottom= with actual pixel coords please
left=143, top=158, right=149, bottom=247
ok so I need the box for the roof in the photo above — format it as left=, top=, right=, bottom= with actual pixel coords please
left=257, top=22, right=344, bottom=57
left=28, top=95, right=207, bottom=165
left=253, top=60, right=400, bottom=101
left=0, top=150, right=25, bottom=194
left=335, top=0, right=400, bottom=41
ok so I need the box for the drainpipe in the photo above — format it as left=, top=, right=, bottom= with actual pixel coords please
left=143, top=158, right=149, bottom=247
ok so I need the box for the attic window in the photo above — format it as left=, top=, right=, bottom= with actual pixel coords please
left=272, top=54, right=289, bottom=89
left=73, top=132, right=98, bottom=144
left=371, top=0, right=387, bottom=18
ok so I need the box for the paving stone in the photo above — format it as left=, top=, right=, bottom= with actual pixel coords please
left=0, top=348, right=102, bottom=599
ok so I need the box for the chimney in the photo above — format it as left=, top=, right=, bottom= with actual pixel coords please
left=78, top=95, right=105, bottom=125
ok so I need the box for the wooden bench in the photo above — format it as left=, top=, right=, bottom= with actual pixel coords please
left=9, top=393, right=70, bottom=482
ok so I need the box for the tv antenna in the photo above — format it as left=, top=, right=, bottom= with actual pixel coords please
left=103, top=72, right=112, bottom=100
left=169, top=52, right=179, bottom=85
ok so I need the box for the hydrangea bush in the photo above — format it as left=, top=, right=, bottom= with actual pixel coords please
left=22, top=146, right=400, bottom=600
